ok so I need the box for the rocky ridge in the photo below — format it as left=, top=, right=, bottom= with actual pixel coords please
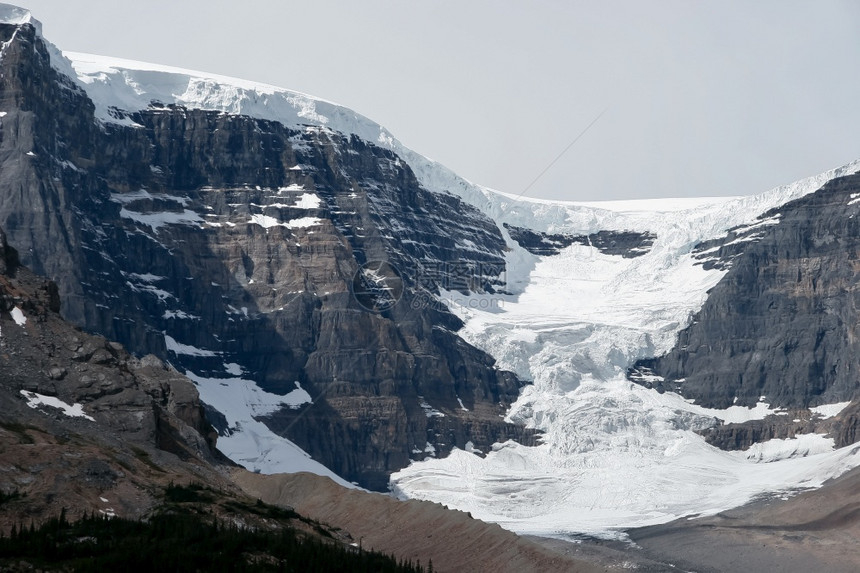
left=626, top=172, right=860, bottom=451
left=504, top=223, right=655, bottom=258
left=630, top=172, right=860, bottom=410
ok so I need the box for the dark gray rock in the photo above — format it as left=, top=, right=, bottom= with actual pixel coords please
left=0, top=21, right=534, bottom=489
left=630, top=172, right=860, bottom=411
left=505, top=224, right=655, bottom=258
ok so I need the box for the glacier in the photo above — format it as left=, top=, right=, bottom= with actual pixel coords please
left=8, top=3, right=860, bottom=538
left=390, top=167, right=860, bottom=538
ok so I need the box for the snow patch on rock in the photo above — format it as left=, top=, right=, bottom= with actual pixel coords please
left=20, top=390, right=94, bottom=422
left=249, top=214, right=322, bottom=230
left=733, top=434, right=836, bottom=463
left=811, top=402, right=852, bottom=419
left=183, top=370, right=351, bottom=486
left=164, top=334, right=218, bottom=357
left=10, top=307, right=25, bottom=326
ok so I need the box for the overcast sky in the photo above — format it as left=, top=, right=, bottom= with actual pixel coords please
left=20, top=0, right=860, bottom=201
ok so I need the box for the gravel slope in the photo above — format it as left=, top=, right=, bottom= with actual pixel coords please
left=629, top=462, right=860, bottom=572
left=233, top=470, right=615, bottom=573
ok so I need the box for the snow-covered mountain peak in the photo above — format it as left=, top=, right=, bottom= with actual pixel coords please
left=0, top=3, right=40, bottom=33
left=55, top=47, right=860, bottom=245
left=55, top=51, right=399, bottom=151
left=10, top=15, right=853, bottom=245
left=6, top=2, right=860, bottom=240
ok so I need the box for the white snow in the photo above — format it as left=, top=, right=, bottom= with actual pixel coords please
left=125, top=272, right=165, bottom=283
left=464, top=441, right=483, bottom=455
left=656, top=391, right=786, bottom=424
left=163, top=333, right=218, bottom=357
left=183, top=370, right=352, bottom=486
left=119, top=208, right=203, bottom=232
left=61, top=51, right=395, bottom=145
left=567, top=196, right=737, bottom=213
left=10, top=307, right=25, bottom=326
left=811, top=401, right=852, bottom=419
left=284, top=216, right=322, bottom=229
left=111, top=189, right=190, bottom=206
left=248, top=214, right=281, bottom=229
left=279, top=183, right=305, bottom=190
left=249, top=214, right=322, bottom=230
left=291, top=192, right=322, bottom=209
left=38, top=30, right=860, bottom=240
left=126, top=281, right=173, bottom=302
left=187, top=372, right=311, bottom=417
left=733, top=434, right=836, bottom=463
left=0, top=5, right=37, bottom=30
left=162, top=309, right=199, bottom=320
left=20, top=390, right=95, bottom=422
left=418, top=396, right=445, bottom=418
left=224, top=362, right=243, bottom=376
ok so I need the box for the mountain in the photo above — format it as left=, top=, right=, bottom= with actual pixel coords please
left=2, top=2, right=860, bottom=548
left=0, top=7, right=533, bottom=491
left=390, top=167, right=860, bottom=538
left=0, top=219, right=234, bottom=526
left=0, top=220, right=608, bottom=573
left=631, top=171, right=860, bottom=409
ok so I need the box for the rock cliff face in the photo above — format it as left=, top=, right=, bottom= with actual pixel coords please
left=504, top=224, right=655, bottom=258
left=0, top=222, right=235, bottom=525
left=0, top=236, right=217, bottom=462
left=630, top=172, right=860, bottom=410
left=0, top=20, right=534, bottom=489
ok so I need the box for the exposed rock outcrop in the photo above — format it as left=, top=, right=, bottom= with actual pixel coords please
left=504, top=223, right=655, bottom=257
left=696, top=399, right=860, bottom=452
left=0, top=225, right=234, bottom=527
left=0, top=228, right=18, bottom=276
left=0, top=20, right=534, bottom=488
left=630, top=173, right=860, bottom=411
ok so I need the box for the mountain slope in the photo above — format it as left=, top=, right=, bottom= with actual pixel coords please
left=3, top=3, right=860, bottom=545
left=1, top=222, right=616, bottom=573
left=632, top=171, right=860, bottom=409
left=0, top=9, right=533, bottom=490
left=0, top=224, right=230, bottom=527
left=234, top=471, right=616, bottom=573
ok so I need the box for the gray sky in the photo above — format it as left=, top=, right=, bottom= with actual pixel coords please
left=21, top=0, right=860, bottom=201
